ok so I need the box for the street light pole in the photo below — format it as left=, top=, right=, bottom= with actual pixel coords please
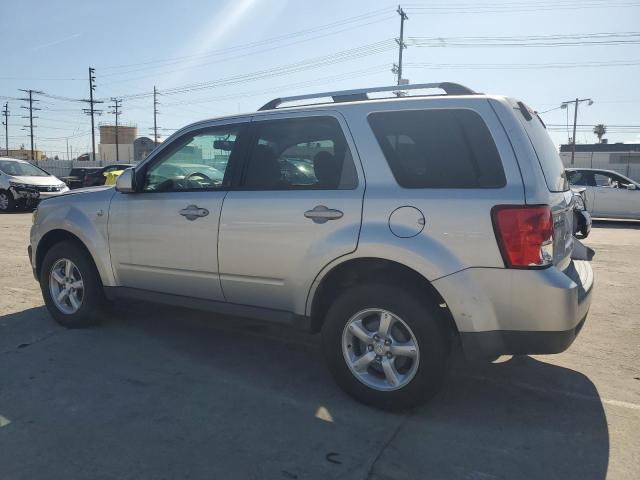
left=561, top=97, right=593, bottom=165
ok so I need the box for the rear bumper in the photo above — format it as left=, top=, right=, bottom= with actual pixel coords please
left=433, top=259, right=594, bottom=359
left=459, top=314, right=588, bottom=359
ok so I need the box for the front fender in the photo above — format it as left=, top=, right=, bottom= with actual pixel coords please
left=31, top=191, right=116, bottom=286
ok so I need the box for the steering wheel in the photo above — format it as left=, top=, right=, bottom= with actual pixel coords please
left=184, top=171, right=212, bottom=183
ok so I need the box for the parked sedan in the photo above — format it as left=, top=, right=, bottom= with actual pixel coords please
left=83, top=164, right=135, bottom=187
left=566, top=168, right=640, bottom=220
left=60, top=167, right=102, bottom=189
left=0, top=157, right=69, bottom=211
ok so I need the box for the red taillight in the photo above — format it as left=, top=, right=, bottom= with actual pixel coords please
left=491, top=205, right=554, bottom=268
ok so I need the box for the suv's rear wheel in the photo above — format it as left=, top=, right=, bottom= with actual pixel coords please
left=40, top=241, right=106, bottom=328
left=322, top=284, right=449, bottom=410
left=0, top=190, right=16, bottom=212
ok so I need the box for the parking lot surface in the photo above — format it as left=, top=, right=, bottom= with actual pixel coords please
left=1, top=212, right=639, bottom=480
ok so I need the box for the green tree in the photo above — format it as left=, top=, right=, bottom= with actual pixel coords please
left=593, top=124, right=607, bottom=143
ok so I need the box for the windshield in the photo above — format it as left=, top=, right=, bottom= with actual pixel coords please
left=0, top=160, right=50, bottom=177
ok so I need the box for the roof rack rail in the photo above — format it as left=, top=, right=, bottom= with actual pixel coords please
left=258, top=82, right=476, bottom=111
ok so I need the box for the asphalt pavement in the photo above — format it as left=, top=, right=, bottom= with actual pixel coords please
left=1, top=212, right=638, bottom=479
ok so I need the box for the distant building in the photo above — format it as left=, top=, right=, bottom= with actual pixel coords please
left=98, top=124, right=137, bottom=162
left=560, top=143, right=640, bottom=182
left=1, top=147, right=46, bottom=161
left=133, top=137, right=157, bottom=162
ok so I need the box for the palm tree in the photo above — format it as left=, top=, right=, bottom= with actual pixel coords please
left=593, top=124, right=607, bottom=143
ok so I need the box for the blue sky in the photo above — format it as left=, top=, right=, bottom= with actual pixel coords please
left=1, top=0, right=639, bottom=158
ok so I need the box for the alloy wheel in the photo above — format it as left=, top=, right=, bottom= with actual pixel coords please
left=49, top=258, right=84, bottom=314
left=342, top=308, right=420, bottom=391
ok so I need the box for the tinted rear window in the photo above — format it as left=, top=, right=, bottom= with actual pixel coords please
left=515, top=103, right=569, bottom=192
left=367, top=109, right=506, bottom=189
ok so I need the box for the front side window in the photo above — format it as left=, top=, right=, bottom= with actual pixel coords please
left=593, top=173, right=617, bottom=187
left=143, top=126, right=241, bottom=192
left=368, top=109, right=506, bottom=188
left=242, top=116, right=358, bottom=190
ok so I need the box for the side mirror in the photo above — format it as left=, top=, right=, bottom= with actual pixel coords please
left=627, top=183, right=637, bottom=190
left=115, top=168, right=135, bottom=193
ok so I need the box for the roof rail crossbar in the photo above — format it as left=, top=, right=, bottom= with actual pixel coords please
left=258, top=82, right=476, bottom=111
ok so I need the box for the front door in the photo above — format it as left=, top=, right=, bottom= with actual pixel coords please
left=108, top=121, right=247, bottom=300
left=218, top=113, right=364, bottom=313
left=591, top=171, right=628, bottom=218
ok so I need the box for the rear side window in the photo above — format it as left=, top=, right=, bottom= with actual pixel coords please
left=567, top=170, right=591, bottom=186
left=242, top=116, right=358, bottom=190
left=367, top=109, right=506, bottom=188
left=515, top=103, right=569, bottom=192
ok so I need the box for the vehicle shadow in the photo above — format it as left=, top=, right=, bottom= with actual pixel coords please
left=592, top=219, right=640, bottom=229
left=0, top=303, right=609, bottom=480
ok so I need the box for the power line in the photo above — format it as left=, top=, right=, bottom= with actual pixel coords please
left=403, top=0, right=640, bottom=15
left=409, top=31, right=640, bottom=48
left=98, top=7, right=394, bottom=73
left=108, top=39, right=396, bottom=100
left=404, top=59, right=640, bottom=69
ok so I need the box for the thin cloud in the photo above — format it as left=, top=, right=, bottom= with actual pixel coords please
left=32, top=33, right=82, bottom=51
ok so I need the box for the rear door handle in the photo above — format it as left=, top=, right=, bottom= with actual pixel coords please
left=304, top=205, right=343, bottom=224
left=179, top=205, right=209, bottom=221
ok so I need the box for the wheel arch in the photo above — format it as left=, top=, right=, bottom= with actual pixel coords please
left=36, top=229, right=100, bottom=282
left=308, top=257, right=458, bottom=337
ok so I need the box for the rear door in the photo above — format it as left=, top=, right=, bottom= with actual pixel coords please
left=591, top=171, right=639, bottom=218
left=217, top=111, right=364, bottom=312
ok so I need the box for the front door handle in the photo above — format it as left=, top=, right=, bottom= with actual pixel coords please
left=179, top=205, right=209, bottom=221
left=304, top=205, right=344, bottom=224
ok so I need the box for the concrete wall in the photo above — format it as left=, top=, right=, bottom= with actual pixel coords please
left=560, top=151, right=640, bottom=182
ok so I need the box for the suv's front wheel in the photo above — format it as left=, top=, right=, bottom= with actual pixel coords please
left=322, top=284, right=449, bottom=410
left=40, top=241, right=107, bottom=328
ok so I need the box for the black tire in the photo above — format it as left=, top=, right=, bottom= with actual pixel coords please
left=321, top=283, right=450, bottom=411
left=40, top=240, right=106, bottom=328
left=0, top=190, right=16, bottom=212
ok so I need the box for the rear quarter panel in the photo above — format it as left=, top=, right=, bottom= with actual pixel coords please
left=344, top=97, right=524, bottom=275
left=304, top=97, right=526, bottom=315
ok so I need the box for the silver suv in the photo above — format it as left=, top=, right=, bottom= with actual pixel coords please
left=29, top=83, right=594, bottom=410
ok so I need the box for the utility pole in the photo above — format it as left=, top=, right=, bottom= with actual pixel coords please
left=392, top=5, right=409, bottom=93
left=109, top=98, right=122, bottom=162
left=561, top=98, right=594, bottom=165
left=1, top=102, right=8, bottom=156
left=82, top=67, right=103, bottom=161
left=153, top=86, right=160, bottom=146
left=18, top=89, right=42, bottom=163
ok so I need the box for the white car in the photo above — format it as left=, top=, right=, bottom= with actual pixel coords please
left=0, top=157, right=69, bottom=212
left=566, top=168, right=640, bottom=220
